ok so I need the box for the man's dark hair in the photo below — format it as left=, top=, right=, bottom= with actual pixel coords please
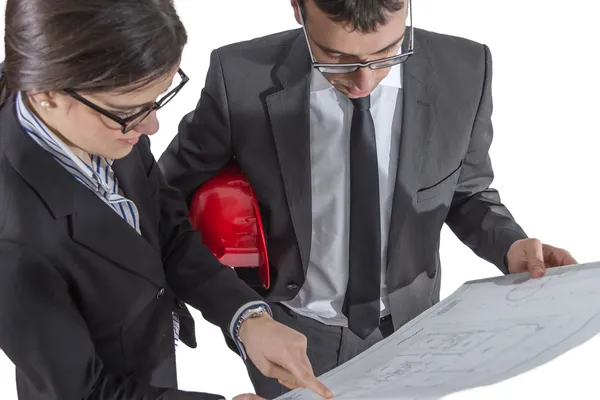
left=302, top=0, right=405, bottom=33
left=1, top=0, right=187, bottom=103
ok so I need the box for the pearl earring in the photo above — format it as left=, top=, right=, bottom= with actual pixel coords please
left=40, top=101, right=50, bottom=108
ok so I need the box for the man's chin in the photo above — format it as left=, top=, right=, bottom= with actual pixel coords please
left=334, top=85, right=372, bottom=99
left=347, top=91, right=371, bottom=99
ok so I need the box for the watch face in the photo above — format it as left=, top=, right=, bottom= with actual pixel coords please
left=248, top=307, right=265, bottom=317
left=236, top=305, right=269, bottom=344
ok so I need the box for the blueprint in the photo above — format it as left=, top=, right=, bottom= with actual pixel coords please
left=275, top=262, right=600, bottom=400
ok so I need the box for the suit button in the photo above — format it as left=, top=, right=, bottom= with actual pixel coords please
left=156, top=287, right=165, bottom=299
left=287, top=284, right=299, bottom=291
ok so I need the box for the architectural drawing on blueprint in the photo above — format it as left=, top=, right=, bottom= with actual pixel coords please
left=275, top=262, right=600, bottom=400
left=503, top=263, right=583, bottom=302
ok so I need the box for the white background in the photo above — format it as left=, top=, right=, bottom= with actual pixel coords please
left=0, top=0, right=599, bottom=398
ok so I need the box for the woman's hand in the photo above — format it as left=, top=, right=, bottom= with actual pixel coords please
left=239, top=314, right=334, bottom=399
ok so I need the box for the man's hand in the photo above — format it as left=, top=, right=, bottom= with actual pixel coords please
left=507, top=238, right=577, bottom=278
left=238, top=314, right=334, bottom=399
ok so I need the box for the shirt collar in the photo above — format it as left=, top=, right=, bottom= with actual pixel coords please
left=15, top=91, right=111, bottom=189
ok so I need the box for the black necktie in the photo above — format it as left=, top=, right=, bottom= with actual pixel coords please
left=344, top=95, right=381, bottom=340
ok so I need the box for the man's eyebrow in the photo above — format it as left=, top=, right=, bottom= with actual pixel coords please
left=313, top=33, right=405, bottom=57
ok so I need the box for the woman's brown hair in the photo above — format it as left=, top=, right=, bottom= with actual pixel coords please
left=1, top=0, right=187, bottom=103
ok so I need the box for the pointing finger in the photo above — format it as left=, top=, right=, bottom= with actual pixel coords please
left=526, top=239, right=545, bottom=278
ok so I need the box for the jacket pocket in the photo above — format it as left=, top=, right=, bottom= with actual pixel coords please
left=416, top=160, right=463, bottom=203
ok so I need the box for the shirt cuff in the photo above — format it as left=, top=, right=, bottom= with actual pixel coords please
left=229, top=301, right=272, bottom=360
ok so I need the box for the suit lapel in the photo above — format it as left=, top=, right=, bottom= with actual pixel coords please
left=71, top=148, right=164, bottom=287
left=387, top=34, right=439, bottom=266
left=112, top=149, right=160, bottom=251
left=265, top=32, right=313, bottom=271
left=70, top=188, right=165, bottom=287
left=2, top=100, right=165, bottom=287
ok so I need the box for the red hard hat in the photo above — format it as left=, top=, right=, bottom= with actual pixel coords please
left=188, top=161, right=270, bottom=289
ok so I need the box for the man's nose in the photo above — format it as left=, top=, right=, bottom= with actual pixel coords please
left=351, top=67, right=377, bottom=93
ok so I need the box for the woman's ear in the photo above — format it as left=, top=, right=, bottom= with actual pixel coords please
left=27, top=92, right=55, bottom=110
left=29, top=91, right=75, bottom=114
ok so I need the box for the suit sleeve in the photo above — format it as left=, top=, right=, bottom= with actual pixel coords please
left=0, top=241, right=224, bottom=400
left=148, top=137, right=263, bottom=333
left=445, top=44, right=528, bottom=275
left=158, top=49, right=233, bottom=205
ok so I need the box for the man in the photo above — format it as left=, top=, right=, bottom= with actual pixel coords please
left=159, top=0, right=576, bottom=397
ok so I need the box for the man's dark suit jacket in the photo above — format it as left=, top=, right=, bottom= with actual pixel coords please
left=0, top=95, right=261, bottom=399
left=159, top=28, right=528, bottom=331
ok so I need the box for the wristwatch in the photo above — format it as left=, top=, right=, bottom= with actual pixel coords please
left=234, top=304, right=268, bottom=344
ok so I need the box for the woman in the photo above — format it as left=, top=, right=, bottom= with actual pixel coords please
left=0, top=1, right=333, bottom=399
